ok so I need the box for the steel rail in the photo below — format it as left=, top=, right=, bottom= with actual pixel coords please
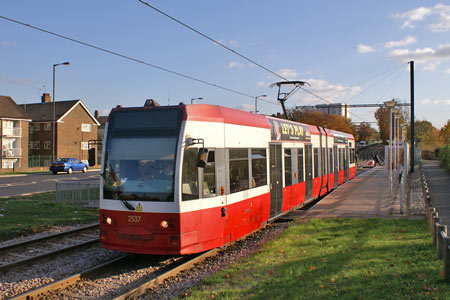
left=0, top=223, right=99, bottom=252
left=10, top=255, right=130, bottom=300
left=112, top=249, right=220, bottom=300
left=0, top=238, right=100, bottom=272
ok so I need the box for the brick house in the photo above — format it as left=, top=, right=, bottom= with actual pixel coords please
left=20, top=93, right=100, bottom=165
left=0, top=96, right=31, bottom=170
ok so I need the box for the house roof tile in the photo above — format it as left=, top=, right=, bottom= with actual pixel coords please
left=0, top=95, right=32, bottom=120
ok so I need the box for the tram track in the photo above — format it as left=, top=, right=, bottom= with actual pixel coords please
left=0, top=224, right=99, bottom=273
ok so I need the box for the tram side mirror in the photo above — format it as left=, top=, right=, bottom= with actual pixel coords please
left=197, top=148, right=208, bottom=168
left=88, top=148, right=96, bottom=166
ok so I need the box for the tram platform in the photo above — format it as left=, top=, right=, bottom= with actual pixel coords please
left=422, top=160, right=450, bottom=226
left=297, top=166, right=424, bottom=220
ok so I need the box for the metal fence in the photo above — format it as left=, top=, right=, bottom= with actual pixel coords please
left=56, top=181, right=100, bottom=208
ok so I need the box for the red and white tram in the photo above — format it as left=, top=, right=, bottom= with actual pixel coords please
left=95, top=102, right=356, bottom=255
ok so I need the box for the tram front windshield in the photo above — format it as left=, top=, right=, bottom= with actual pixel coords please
left=103, top=109, right=181, bottom=202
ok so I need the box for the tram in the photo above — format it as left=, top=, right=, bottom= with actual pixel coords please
left=93, top=101, right=356, bottom=255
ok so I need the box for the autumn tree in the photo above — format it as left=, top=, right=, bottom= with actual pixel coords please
left=288, top=108, right=354, bottom=134
left=374, top=107, right=390, bottom=142
left=440, top=120, right=450, bottom=144
left=354, top=122, right=377, bottom=142
left=415, top=120, right=441, bottom=151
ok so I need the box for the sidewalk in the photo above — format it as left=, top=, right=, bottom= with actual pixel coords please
left=422, top=160, right=450, bottom=226
left=301, top=166, right=423, bottom=220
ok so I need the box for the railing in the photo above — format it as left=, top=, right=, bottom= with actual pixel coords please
left=56, top=181, right=100, bottom=208
left=421, top=167, right=450, bottom=281
left=2, top=127, right=22, bottom=137
left=2, top=148, right=22, bottom=158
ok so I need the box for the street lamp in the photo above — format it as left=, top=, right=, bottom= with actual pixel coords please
left=392, top=107, right=400, bottom=188
left=52, top=61, right=70, bottom=162
left=254, top=95, right=267, bottom=114
left=191, top=97, right=203, bottom=104
left=384, top=99, right=397, bottom=197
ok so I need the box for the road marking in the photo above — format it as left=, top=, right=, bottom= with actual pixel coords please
left=0, top=181, right=37, bottom=187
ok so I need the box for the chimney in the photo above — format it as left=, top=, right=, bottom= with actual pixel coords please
left=94, top=110, right=99, bottom=120
left=41, top=93, right=51, bottom=103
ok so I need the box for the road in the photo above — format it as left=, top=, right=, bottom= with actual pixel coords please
left=0, top=169, right=101, bottom=198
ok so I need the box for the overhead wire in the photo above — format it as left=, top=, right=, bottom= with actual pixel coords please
left=0, top=15, right=257, bottom=100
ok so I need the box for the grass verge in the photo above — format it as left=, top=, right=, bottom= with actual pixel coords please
left=182, top=218, right=449, bottom=300
left=0, top=193, right=98, bottom=241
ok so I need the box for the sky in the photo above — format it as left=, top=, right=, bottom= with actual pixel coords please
left=1, top=1, right=450, bottom=129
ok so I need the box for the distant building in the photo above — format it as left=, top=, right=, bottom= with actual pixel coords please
left=297, top=103, right=350, bottom=118
left=0, top=96, right=32, bottom=170
left=313, top=104, right=350, bottom=118
left=20, top=93, right=100, bottom=166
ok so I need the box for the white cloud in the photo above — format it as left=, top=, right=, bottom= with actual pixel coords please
left=423, top=62, right=441, bottom=71
left=393, top=6, right=432, bottom=29
left=357, top=44, right=375, bottom=53
left=384, top=36, right=417, bottom=48
left=228, top=61, right=244, bottom=69
left=277, top=68, right=298, bottom=79
left=257, top=81, right=267, bottom=87
left=445, top=68, right=450, bottom=74
left=290, top=79, right=361, bottom=105
left=235, top=103, right=253, bottom=112
left=388, top=44, right=450, bottom=64
left=393, top=4, right=450, bottom=32
left=420, top=98, right=450, bottom=105
left=229, top=40, right=240, bottom=47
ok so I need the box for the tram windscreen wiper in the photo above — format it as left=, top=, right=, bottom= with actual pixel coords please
left=121, top=199, right=135, bottom=211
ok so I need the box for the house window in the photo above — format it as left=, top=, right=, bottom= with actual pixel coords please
left=44, top=123, right=51, bottom=131
left=44, top=141, right=51, bottom=149
left=29, top=141, right=33, bottom=149
left=33, top=141, right=40, bottom=149
left=81, top=142, right=89, bottom=150
left=81, top=124, right=92, bottom=132
left=33, top=123, right=40, bottom=131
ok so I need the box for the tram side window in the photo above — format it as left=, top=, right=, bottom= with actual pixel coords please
left=229, top=149, right=249, bottom=193
left=251, top=149, right=267, bottom=188
left=203, top=151, right=216, bottom=197
left=350, top=148, right=355, bottom=164
left=284, top=149, right=292, bottom=186
left=322, top=149, right=326, bottom=175
left=328, top=148, right=333, bottom=173
left=182, top=148, right=199, bottom=201
left=297, top=148, right=304, bottom=182
left=313, top=148, right=319, bottom=178
left=339, top=149, right=344, bottom=171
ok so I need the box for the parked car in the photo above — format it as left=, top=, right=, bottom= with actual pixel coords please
left=49, top=158, right=88, bottom=175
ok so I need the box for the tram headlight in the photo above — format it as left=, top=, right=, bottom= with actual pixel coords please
left=160, top=220, right=169, bottom=229
left=106, top=217, right=112, bottom=225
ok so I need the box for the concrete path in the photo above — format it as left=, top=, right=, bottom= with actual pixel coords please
left=301, top=166, right=421, bottom=220
left=422, top=160, right=450, bottom=226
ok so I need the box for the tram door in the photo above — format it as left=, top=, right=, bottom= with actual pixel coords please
left=269, top=144, right=283, bottom=218
left=305, top=144, right=313, bottom=200
left=344, top=145, right=349, bottom=181
left=334, top=145, right=339, bottom=187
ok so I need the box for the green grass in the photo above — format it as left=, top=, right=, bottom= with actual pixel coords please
left=182, top=218, right=450, bottom=300
left=0, top=194, right=98, bottom=241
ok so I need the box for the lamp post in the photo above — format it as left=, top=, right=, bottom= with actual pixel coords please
left=392, top=108, right=400, bottom=188
left=384, top=99, right=397, bottom=197
left=52, top=61, right=70, bottom=162
left=254, top=95, right=267, bottom=114
left=191, top=97, right=203, bottom=104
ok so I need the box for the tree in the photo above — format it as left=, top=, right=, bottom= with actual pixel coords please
left=354, top=122, right=377, bottom=142
left=374, top=107, right=390, bottom=142
left=288, top=108, right=354, bottom=134
left=415, top=120, right=441, bottom=151
left=440, top=120, right=450, bottom=144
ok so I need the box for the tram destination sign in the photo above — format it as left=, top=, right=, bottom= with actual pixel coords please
left=333, top=132, right=348, bottom=144
left=268, top=118, right=311, bottom=142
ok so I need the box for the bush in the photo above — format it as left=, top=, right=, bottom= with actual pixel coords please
left=439, top=144, right=450, bottom=170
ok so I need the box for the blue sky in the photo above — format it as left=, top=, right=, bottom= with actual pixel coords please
left=1, top=1, right=450, bottom=129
